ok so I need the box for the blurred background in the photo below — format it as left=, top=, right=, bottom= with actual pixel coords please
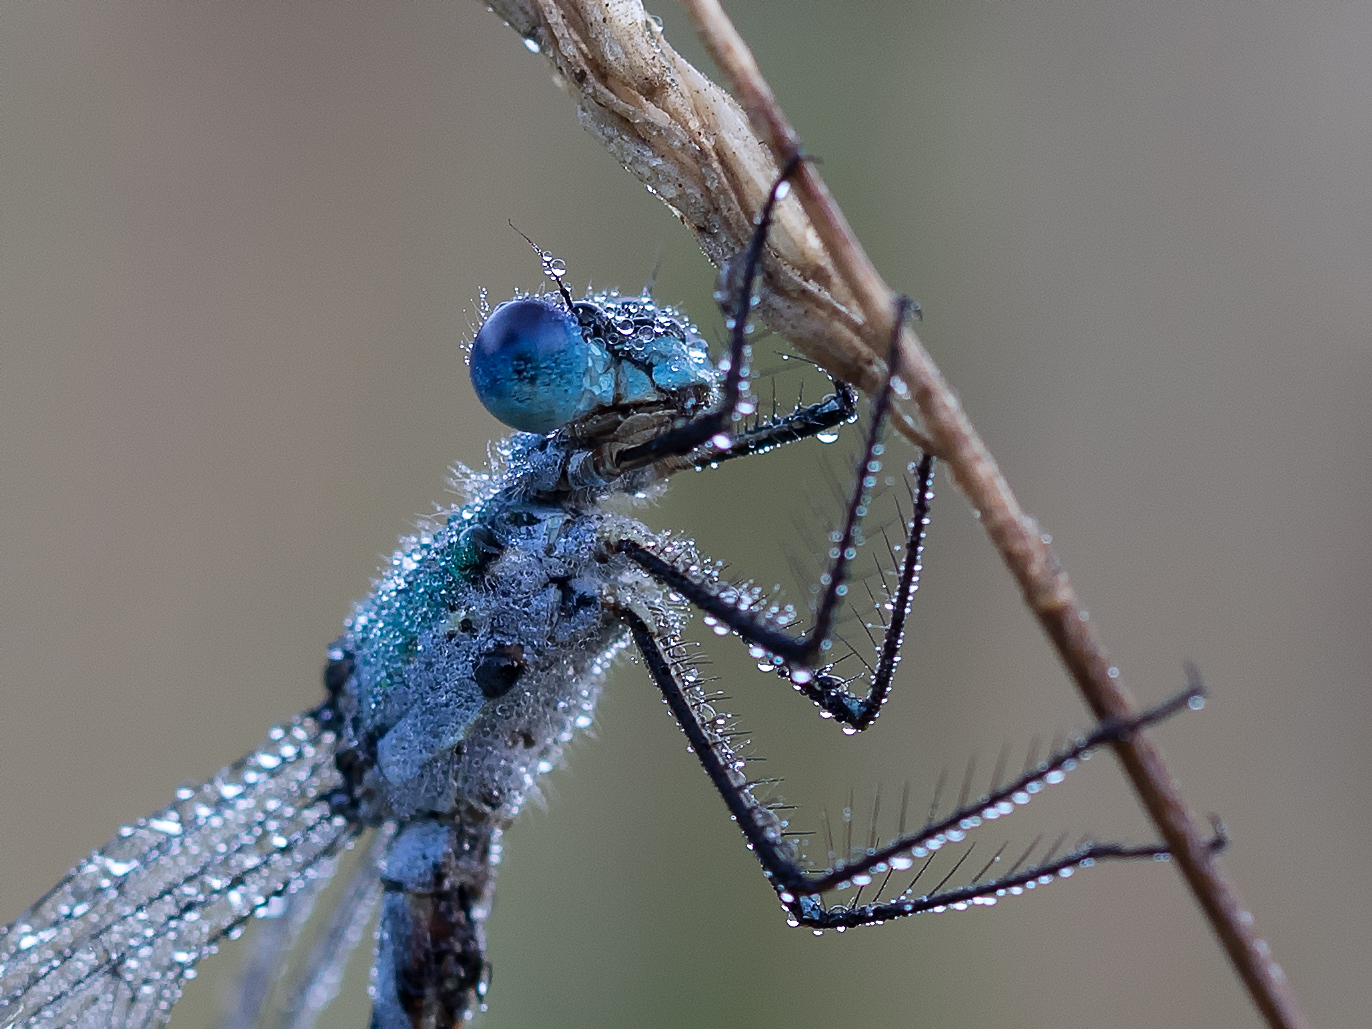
left=1, top=2, right=1367, bottom=1027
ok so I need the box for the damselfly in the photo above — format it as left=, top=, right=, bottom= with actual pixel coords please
left=0, top=165, right=1203, bottom=1029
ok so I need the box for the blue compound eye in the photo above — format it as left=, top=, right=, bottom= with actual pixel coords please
left=469, top=299, right=600, bottom=434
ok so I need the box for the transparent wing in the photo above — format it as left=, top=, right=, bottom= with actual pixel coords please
left=215, top=825, right=389, bottom=1029
left=270, top=848, right=382, bottom=1029
left=0, top=709, right=355, bottom=1029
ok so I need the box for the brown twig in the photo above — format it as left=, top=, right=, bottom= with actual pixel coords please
left=479, top=2, right=1308, bottom=1027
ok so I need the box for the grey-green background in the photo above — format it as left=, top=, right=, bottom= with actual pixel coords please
left=1, top=3, right=1367, bottom=1027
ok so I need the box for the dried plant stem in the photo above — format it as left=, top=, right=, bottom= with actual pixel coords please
left=480, top=2, right=1307, bottom=1027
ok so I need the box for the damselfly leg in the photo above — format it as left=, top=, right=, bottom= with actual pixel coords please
left=608, top=159, right=1216, bottom=932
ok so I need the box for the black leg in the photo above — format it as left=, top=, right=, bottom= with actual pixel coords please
left=675, top=381, right=859, bottom=472
left=618, top=604, right=1218, bottom=931
left=614, top=159, right=929, bottom=735
left=618, top=368, right=934, bottom=731
left=616, top=155, right=806, bottom=470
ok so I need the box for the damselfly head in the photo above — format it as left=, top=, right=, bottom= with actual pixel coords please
left=469, top=291, right=717, bottom=440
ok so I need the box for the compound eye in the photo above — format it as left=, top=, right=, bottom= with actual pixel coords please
left=469, top=298, right=593, bottom=434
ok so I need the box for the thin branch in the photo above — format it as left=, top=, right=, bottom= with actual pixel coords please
left=478, top=2, right=1307, bottom=1027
